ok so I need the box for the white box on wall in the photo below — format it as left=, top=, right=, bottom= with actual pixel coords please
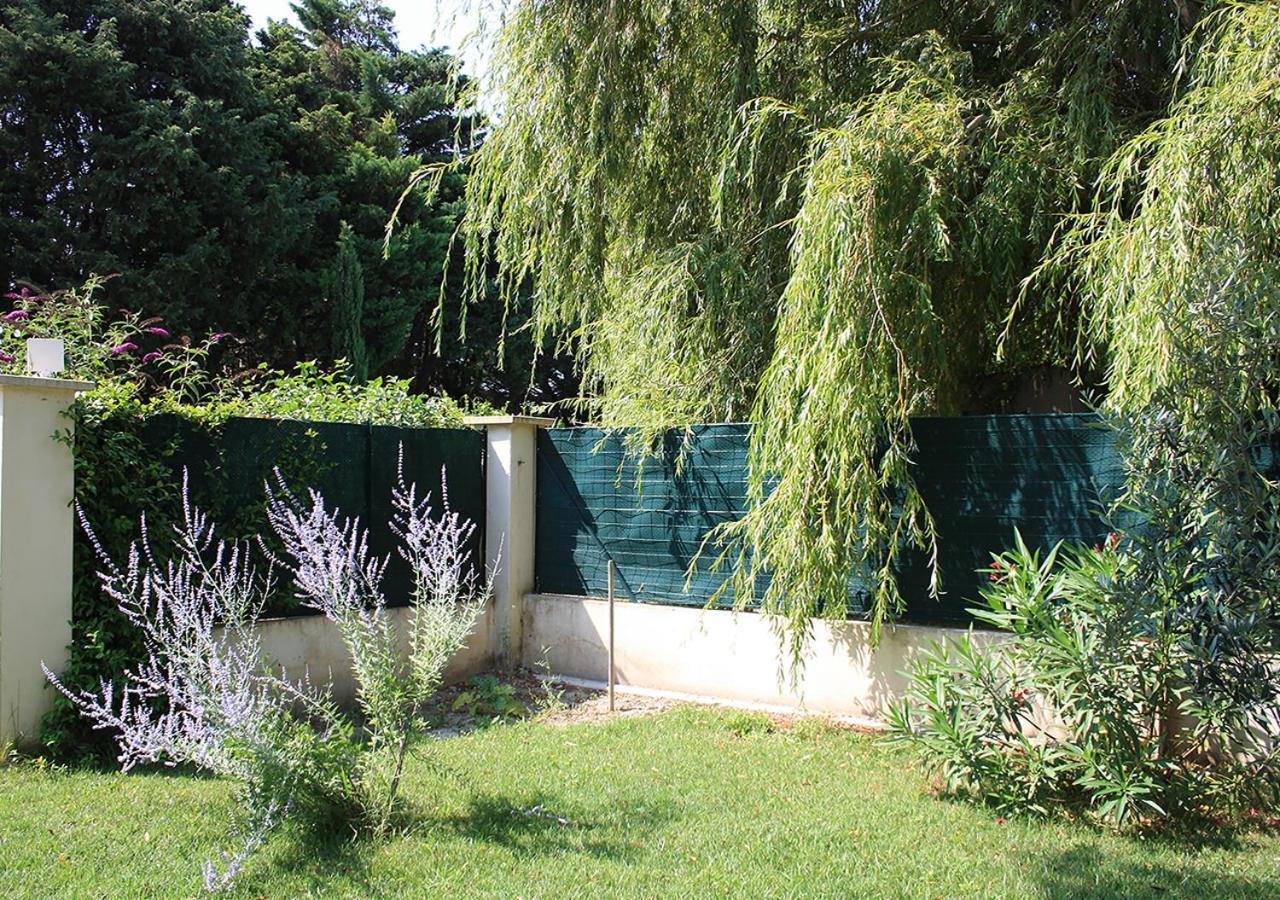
left=25, top=338, right=65, bottom=375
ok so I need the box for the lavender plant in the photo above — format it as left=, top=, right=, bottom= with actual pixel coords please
left=45, top=453, right=488, bottom=889
left=265, top=451, right=488, bottom=828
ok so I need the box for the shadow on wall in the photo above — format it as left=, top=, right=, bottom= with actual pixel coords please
left=534, top=425, right=755, bottom=604
left=900, top=413, right=1126, bottom=622
left=521, top=593, right=1009, bottom=719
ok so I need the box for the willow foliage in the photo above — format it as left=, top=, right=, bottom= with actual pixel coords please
left=1055, top=2, right=1280, bottom=414
left=448, top=0, right=1278, bottom=659
left=714, top=65, right=965, bottom=650
left=458, top=1, right=768, bottom=426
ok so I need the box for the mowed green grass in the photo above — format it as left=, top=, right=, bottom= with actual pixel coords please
left=2, top=707, right=1277, bottom=898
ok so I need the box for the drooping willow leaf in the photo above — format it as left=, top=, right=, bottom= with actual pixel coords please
left=436, top=1, right=1280, bottom=666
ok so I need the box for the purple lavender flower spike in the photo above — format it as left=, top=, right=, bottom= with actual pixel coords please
left=110, top=341, right=139, bottom=355
left=3, top=309, right=30, bottom=322
left=146, top=326, right=171, bottom=338
left=142, top=351, right=162, bottom=364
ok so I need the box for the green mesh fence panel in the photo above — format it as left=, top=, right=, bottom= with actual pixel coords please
left=535, top=415, right=1127, bottom=624
left=139, top=416, right=485, bottom=615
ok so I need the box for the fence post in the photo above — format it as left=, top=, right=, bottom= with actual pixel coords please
left=464, top=415, right=556, bottom=669
left=0, top=374, right=93, bottom=747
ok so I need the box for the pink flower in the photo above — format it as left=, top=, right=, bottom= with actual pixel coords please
left=110, top=342, right=139, bottom=355
left=146, top=327, right=171, bottom=338
left=0, top=351, right=14, bottom=363
left=210, top=332, right=232, bottom=342
left=142, top=351, right=162, bottom=364
left=3, top=310, right=30, bottom=322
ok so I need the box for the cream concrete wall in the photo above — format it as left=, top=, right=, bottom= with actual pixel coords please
left=0, top=375, right=93, bottom=747
left=248, top=603, right=497, bottom=706
left=463, top=416, right=554, bottom=667
left=523, top=593, right=1010, bottom=719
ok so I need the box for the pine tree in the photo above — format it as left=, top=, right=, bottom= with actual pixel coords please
left=0, top=0, right=529, bottom=396
left=329, top=222, right=368, bottom=383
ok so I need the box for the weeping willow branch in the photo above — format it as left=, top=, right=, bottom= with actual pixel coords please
left=457, top=0, right=776, bottom=440
left=443, top=0, right=1230, bottom=668
left=707, top=66, right=966, bottom=665
left=1052, top=2, right=1280, bottom=412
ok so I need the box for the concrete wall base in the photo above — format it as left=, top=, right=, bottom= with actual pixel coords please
left=522, top=593, right=1008, bottom=720
left=249, top=604, right=497, bottom=707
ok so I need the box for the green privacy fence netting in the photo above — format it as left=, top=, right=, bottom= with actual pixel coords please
left=138, top=415, right=486, bottom=615
left=534, top=415, right=1127, bottom=625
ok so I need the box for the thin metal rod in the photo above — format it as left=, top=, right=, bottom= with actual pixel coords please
left=607, top=560, right=616, bottom=712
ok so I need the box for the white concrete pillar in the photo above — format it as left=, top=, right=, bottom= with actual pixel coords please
left=0, top=374, right=93, bottom=747
left=463, top=415, right=555, bottom=668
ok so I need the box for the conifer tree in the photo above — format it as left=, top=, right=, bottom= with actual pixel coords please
left=330, top=221, right=368, bottom=383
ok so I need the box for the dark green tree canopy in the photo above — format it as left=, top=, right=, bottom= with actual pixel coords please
left=1, top=0, right=304, bottom=350
left=0, top=0, right=564, bottom=404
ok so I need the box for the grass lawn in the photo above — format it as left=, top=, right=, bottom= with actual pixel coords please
left=1, top=706, right=1277, bottom=898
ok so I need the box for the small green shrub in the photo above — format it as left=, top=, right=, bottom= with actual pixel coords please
left=532, top=649, right=569, bottom=715
left=452, top=675, right=525, bottom=720
left=888, top=531, right=1280, bottom=826
left=723, top=710, right=773, bottom=737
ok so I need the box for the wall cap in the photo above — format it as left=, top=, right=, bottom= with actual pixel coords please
left=0, top=373, right=95, bottom=393
left=464, top=415, right=558, bottom=428
left=523, top=592, right=996, bottom=638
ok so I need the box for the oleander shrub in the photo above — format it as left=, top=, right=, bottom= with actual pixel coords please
left=889, top=246, right=1280, bottom=827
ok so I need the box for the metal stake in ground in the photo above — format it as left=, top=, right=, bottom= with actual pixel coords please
left=608, top=559, right=616, bottom=712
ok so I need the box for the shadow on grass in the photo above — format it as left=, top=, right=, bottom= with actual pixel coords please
left=254, top=821, right=380, bottom=893
left=1033, top=841, right=1279, bottom=899
left=247, top=775, right=670, bottom=891
left=439, top=789, right=664, bottom=864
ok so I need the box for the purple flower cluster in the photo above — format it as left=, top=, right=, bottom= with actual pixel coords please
left=46, top=451, right=488, bottom=889
left=45, top=474, right=295, bottom=889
